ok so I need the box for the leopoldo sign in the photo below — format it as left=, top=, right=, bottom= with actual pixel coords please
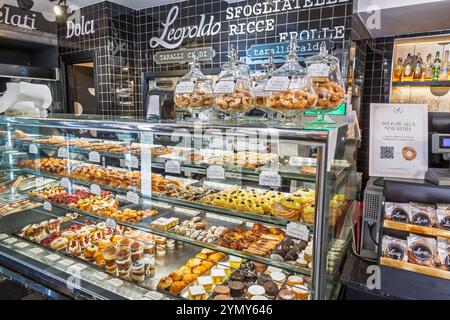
left=149, top=0, right=350, bottom=49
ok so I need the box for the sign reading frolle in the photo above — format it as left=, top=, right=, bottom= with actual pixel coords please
left=369, top=104, right=429, bottom=179
left=154, top=47, right=216, bottom=65
left=66, top=16, right=95, bottom=39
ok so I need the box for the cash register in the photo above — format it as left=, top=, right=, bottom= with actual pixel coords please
left=425, top=133, right=450, bottom=186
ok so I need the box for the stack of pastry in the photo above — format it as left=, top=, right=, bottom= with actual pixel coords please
left=157, top=249, right=225, bottom=295
left=271, top=188, right=316, bottom=222
left=207, top=151, right=278, bottom=169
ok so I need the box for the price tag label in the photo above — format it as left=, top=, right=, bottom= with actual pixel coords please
left=106, top=218, right=117, bottom=230
left=214, top=80, right=236, bottom=94
left=265, top=76, right=290, bottom=92
left=144, top=291, right=164, bottom=300
left=46, top=254, right=60, bottom=262
left=29, top=144, right=38, bottom=154
left=106, top=278, right=124, bottom=287
left=126, top=191, right=140, bottom=204
left=259, top=171, right=281, bottom=187
left=175, top=81, right=195, bottom=94
left=125, top=154, right=139, bottom=168
left=286, top=222, right=310, bottom=241
left=0, top=234, right=8, bottom=240
left=61, top=177, right=71, bottom=189
left=93, top=272, right=109, bottom=281
left=308, top=63, right=330, bottom=78
left=57, top=147, right=68, bottom=158
left=207, top=165, right=225, bottom=180
left=67, top=263, right=87, bottom=274
left=29, top=247, right=44, bottom=255
left=165, top=160, right=181, bottom=174
left=3, top=237, right=17, bottom=244
left=253, top=84, right=265, bottom=97
left=14, top=242, right=29, bottom=249
left=288, top=78, right=306, bottom=90
left=43, top=201, right=52, bottom=211
left=58, top=259, right=74, bottom=267
left=90, top=184, right=102, bottom=196
left=174, top=207, right=200, bottom=216
left=89, top=151, right=101, bottom=163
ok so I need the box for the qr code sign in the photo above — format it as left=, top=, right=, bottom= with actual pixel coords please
left=380, top=146, right=394, bottom=159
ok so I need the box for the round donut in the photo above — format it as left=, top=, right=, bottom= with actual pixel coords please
left=402, top=147, right=417, bottom=161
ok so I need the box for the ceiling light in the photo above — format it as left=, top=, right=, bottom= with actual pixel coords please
left=51, top=0, right=67, bottom=16
left=17, top=0, right=34, bottom=11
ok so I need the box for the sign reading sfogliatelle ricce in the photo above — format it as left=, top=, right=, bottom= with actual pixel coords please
left=154, top=47, right=216, bottom=65
left=149, top=0, right=350, bottom=49
left=369, top=104, right=429, bottom=179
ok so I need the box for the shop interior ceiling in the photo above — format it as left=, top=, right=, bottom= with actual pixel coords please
left=355, top=0, right=450, bottom=38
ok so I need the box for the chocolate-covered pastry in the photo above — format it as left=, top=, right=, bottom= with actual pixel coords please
left=213, top=285, right=231, bottom=298
left=228, top=281, right=245, bottom=297
left=229, top=271, right=244, bottom=282
left=262, top=280, right=279, bottom=298
left=243, top=269, right=258, bottom=285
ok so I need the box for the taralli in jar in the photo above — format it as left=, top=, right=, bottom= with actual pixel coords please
left=314, top=82, right=345, bottom=110
left=214, top=87, right=254, bottom=112
left=174, top=91, right=213, bottom=109
left=267, top=90, right=316, bottom=111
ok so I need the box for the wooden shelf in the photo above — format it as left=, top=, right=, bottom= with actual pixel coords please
left=380, top=257, right=450, bottom=281
left=383, top=220, right=450, bottom=239
left=392, top=80, right=450, bottom=87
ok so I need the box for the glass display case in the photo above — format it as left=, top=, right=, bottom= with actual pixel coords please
left=0, top=115, right=356, bottom=300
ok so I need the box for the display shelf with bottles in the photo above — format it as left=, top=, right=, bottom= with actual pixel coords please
left=0, top=114, right=356, bottom=300
left=390, top=35, right=450, bottom=112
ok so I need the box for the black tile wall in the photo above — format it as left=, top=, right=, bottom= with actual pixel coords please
left=357, top=29, right=450, bottom=185
left=57, top=0, right=354, bottom=117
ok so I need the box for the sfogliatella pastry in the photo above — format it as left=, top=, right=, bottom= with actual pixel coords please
left=271, top=196, right=303, bottom=221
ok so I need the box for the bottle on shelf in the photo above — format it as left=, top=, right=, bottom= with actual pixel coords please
left=440, top=50, right=449, bottom=81
left=432, top=51, right=441, bottom=81
left=402, top=53, right=413, bottom=81
left=423, top=54, right=433, bottom=81
left=393, top=57, right=404, bottom=82
left=412, top=52, right=423, bottom=81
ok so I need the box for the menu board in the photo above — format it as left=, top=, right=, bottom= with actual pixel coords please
left=369, top=104, right=428, bottom=179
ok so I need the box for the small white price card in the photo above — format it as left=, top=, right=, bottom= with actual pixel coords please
left=61, top=177, right=71, bottom=189
left=46, top=254, right=60, bottom=262
left=106, top=218, right=117, bottom=230
left=214, top=80, right=236, bottom=94
left=89, top=151, right=101, bottom=163
left=265, top=76, right=290, bottom=92
left=3, top=237, right=17, bottom=244
left=259, top=171, right=281, bottom=187
left=144, top=291, right=164, bottom=300
left=288, top=78, right=306, bottom=90
left=0, top=234, right=8, bottom=240
left=68, top=263, right=87, bottom=272
left=125, top=154, right=139, bottom=168
left=207, top=165, right=225, bottom=180
left=57, top=147, right=68, bottom=158
left=106, top=278, right=124, bottom=287
left=126, top=191, right=140, bottom=204
left=29, top=144, right=38, bottom=154
left=58, top=259, right=74, bottom=267
left=165, top=160, right=181, bottom=174
left=14, top=242, right=29, bottom=249
left=93, top=272, right=109, bottom=281
left=174, top=207, right=200, bottom=216
left=175, top=81, right=195, bottom=94
left=286, top=222, right=310, bottom=241
left=29, top=247, right=44, bottom=255
left=90, top=184, right=102, bottom=196
left=43, top=201, right=52, bottom=211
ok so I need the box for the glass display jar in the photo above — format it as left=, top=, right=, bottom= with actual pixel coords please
left=213, top=47, right=254, bottom=117
left=264, top=35, right=317, bottom=120
left=254, top=51, right=276, bottom=113
left=174, top=53, right=214, bottom=119
left=305, top=42, right=346, bottom=124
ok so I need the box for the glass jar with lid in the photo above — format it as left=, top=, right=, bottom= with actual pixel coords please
left=305, top=42, right=346, bottom=123
left=254, top=51, right=276, bottom=112
left=264, top=35, right=317, bottom=120
left=174, top=53, right=214, bottom=119
left=213, top=47, right=254, bottom=117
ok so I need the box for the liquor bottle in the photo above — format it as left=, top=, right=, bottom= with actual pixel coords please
left=432, top=51, right=441, bottom=81
left=413, top=52, right=423, bottom=81
left=402, top=53, right=413, bottom=81
left=423, top=54, right=433, bottom=81
left=393, top=57, right=404, bottom=82
left=440, top=50, right=449, bottom=81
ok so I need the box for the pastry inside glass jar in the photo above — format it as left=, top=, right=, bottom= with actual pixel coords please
left=214, top=85, right=254, bottom=112
left=314, top=81, right=345, bottom=109
left=267, top=89, right=316, bottom=111
left=174, top=91, right=213, bottom=109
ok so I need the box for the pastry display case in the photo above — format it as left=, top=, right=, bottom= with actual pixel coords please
left=0, top=115, right=356, bottom=300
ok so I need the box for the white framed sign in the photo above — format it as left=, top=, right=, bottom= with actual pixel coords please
left=369, top=104, right=428, bottom=179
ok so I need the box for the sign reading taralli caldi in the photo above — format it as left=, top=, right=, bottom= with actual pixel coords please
left=154, top=47, right=216, bottom=65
